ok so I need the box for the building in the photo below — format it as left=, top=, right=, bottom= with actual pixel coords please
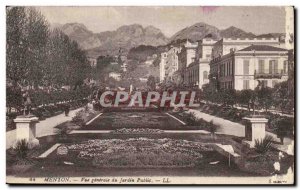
left=174, top=40, right=197, bottom=86
left=164, top=46, right=181, bottom=83
left=210, top=45, right=289, bottom=90
left=211, top=37, right=282, bottom=59
left=121, top=62, right=128, bottom=72
left=159, top=52, right=167, bottom=82
left=178, top=40, right=198, bottom=69
left=183, top=38, right=217, bottom=88
left=108, top=72, right=122, bottom=81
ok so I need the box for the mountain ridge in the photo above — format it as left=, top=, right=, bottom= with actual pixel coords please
left=54, top=23, right=169, bottom=57
left=53, top=22, right=283, bottom=57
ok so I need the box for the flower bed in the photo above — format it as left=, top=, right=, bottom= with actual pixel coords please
left=67, top=138, right=213, bottom=168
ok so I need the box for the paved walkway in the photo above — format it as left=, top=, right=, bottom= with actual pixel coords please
left=6, top=108, right=82, bottom=149
left=188, top=109, right=245, bottom=137
left=188, top=109, right=294, bottom=155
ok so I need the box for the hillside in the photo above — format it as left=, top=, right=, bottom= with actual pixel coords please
left=220, top=26, right=256, bottom=38
left=169, top=22, right=221, bottom=43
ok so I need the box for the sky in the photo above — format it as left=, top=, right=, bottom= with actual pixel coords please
left=38, top=6, right=287, bottom=37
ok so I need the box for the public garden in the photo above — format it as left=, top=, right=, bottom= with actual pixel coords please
left=6, top=103, right=294, bottom=177
left=6, top=7, right=294, bottom=180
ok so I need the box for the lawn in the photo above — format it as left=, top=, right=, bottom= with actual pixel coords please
left=83, top=111, right=188, bottom=130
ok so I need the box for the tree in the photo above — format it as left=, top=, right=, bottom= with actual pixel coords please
left=207, top=120, right=219, bottom=140
left=273, top=81, right=293, bottom=113
left=237, top=89, right=255, bottom=111
left=7, top=7, right=49, bottom=88
left=6, top=86, right=23, bottom=113
left=96, top=56, right=115, bottom=78
left=202, top=83, right=218, bottom=104
left=219, top=88, right=237, bottom=106
left=147, top=75, right=156, bottom=90
left=255, top=86, right=274, bottom=112
left=6, top=7, right=29, bottom=86
left=6, top=7, right=92, bottom=112
left=274, top=118, right=293, bottom=144
left=25, top=7, right=49, bottom=88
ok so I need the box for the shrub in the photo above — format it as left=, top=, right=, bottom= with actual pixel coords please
left=14, top=139, right=29, bottom=160
left=254, top=135, right=274, bottom=154
left=274, top=118, right=293, bottom=144
left=72, top=110, right=85, bottom=126
left=207, top=120, right=218, bottom=134
left=207, top=120, right=219, bottom=140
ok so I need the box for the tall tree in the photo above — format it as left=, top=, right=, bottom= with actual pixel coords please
left=6, top=7, right=28, bottom=86
left=7, top=7, right=49, bottom=88
left=147, top=75, right=156, bottom=90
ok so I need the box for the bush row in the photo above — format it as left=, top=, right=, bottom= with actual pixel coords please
left=199, top=103, right=294, bottom=140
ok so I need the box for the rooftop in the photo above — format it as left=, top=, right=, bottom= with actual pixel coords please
left=239, top=45, right=288, bottom=52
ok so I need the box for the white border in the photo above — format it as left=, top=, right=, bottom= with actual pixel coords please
left=1, top=1, right=298, bottom=189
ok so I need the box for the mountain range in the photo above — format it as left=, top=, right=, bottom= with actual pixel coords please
left=52, top=22, right=283, bottom=58
left=53, top=23, right=169, bottom=57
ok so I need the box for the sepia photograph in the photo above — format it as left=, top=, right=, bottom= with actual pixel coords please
left=5, top=5, right=295, bottom=185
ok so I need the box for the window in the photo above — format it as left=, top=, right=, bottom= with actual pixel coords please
left=284, top=61, right=288, bottom=74
left=243, top=60, right=250, bottom=75
left=203, top=71, right=208, bottom=80
left=258, top=60, right=265, bottom=73
left=274, top=60, right=278, bottom=73
left=227, top=62, right=229, bottom=76
left=243, top=80, right=250, bottom=89
left=229, top=61, right=232, bottom=75
left=269, top=60, right=278, bottom=74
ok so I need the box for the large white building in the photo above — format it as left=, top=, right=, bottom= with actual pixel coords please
left=210, top=45, right=289, bottom=90
left=159, top=36, right=291, bottom=91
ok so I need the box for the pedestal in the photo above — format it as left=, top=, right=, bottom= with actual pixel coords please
left=242, top=117, right=268, bottom=148
left=14, top=116, right=39, bottom=148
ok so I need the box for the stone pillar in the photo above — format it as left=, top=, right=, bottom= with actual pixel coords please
left=242, top=117, right=268, bottom=148
left=14, top=116, right=39, bottom=148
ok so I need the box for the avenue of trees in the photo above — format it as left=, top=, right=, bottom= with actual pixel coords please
left=202, top=81, right=294, bottom=113
left=6, top=7, right=92, bottom=112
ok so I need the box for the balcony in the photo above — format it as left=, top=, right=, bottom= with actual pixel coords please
left=254, top=70, right=285, bottom=79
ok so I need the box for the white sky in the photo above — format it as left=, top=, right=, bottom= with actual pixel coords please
left=38, top=6, right=286, bottom=37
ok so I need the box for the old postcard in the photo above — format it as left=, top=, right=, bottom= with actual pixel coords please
left=6, top=6, right=295, bottom=185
